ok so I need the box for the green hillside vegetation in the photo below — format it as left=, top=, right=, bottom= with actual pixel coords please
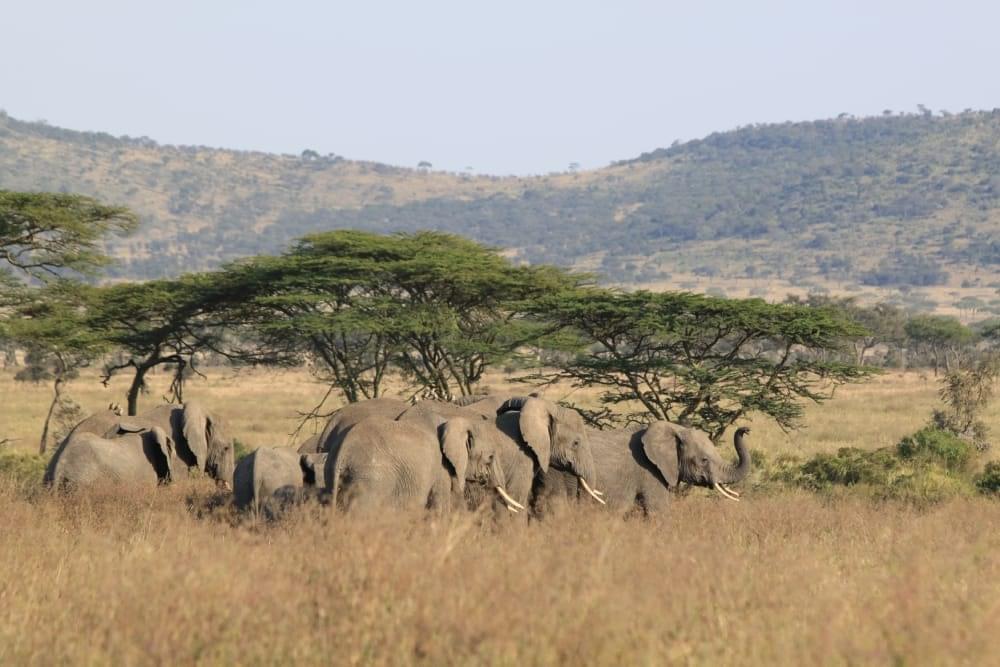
left=1, top=109, right=999, bottom=293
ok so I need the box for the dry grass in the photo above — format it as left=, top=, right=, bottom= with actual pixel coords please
left=1, top=480, right=999, bottom=665
left=2, top=368, right=1000, bottom=664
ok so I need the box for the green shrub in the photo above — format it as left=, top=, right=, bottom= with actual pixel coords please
left=796, top=447, right=900, bottom=490
left=877, top=468, right=973, bottom=506
left=896, top=427, right=974, bottom=472
left=975, top=461, right=1000, bottom=495
left=0, top=450, right=48, bottom=486
left=233, top=438, right=251, bottom=463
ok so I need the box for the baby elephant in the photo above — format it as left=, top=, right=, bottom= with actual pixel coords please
left=233, top=447, right=326, bottom=513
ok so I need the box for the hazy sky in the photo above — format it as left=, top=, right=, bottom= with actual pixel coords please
left=2, top=0, right=998, bottom=174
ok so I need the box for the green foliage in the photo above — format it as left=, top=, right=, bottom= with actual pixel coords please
left=929, top=355, right=999, bottom=452
left=233, top=439, right=251, bottom=463
left=755, top=428, right=982, bottom=505
left=88, top=275, right=231, bottom=414
left=0, top=190, right=137, bottom=278
left=975, top=461, right=1000, bottom=495
left=0, top=449, right=48, bottom=487
left=896, top=427, right=974, bottom=472
left=527, top=289, right=876, bottom=440
left=225, top=231, right=582, bottom=402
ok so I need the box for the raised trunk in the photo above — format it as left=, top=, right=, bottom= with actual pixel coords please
left=720, top=428, right=752, bottom=484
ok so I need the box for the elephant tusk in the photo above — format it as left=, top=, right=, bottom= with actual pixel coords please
left=714, top=482, right=740, bottom=502
left=720, top=483, right=741, bottom=498
left=506, top=505, right=520, bottom=514
left=579, top=477, right=607, bottom=505
left=495, top=486, right=526, bottom=511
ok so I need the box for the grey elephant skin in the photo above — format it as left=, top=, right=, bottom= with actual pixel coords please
left=316, top=398, right=411, bottom=454
left=45, top=425, right=177, bottom=489
left=324, top=414, right=507, bottom=514
left=400, top=396, right=605, bottom=516
left=126, top=401, right=235, bottom=486
left=541, top=424, right=751, bottom=515
left=233, top=447, right=326, bottom=512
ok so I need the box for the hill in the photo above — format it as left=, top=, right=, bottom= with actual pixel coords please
left=1, top=109, right=999, bottom=314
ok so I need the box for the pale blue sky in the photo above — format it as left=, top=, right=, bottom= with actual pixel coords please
left=1, top=0, right=998, bottom=174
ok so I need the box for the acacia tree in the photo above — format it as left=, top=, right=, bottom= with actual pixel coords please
left=377, top=232, right=578, bottom=400
left=905, top=314, right=975, bottom=375
left=526, top=289, right=875, bottom=440
left=2, top=282, right=107, bottom=453
left=88, top=276, right=228, bottom=415
left=225, top=231, right=580, bottom=404
left=0, top=191, right=136, bottom=279
left=220, top=240, right=400, bottom=405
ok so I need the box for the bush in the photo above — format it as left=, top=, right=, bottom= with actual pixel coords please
left=233, top=439, right=252, bottom=463
left=0, top=450, right=48, bottom=486
left=896, top=427, right=974, bottom=472
left=975, top=461, right=1000, bottom=495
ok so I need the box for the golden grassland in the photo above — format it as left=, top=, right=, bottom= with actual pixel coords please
left=2, top=368, right=1000, bottom=664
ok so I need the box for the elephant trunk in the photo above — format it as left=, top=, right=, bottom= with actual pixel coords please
left=719, top=427, right=752, bottom=485
left=573, top=449, right=605, bottom=504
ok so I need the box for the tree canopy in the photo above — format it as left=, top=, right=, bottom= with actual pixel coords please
left=525, top=289, right=875, bottom=440
left=0, top=191, right=137, bottom=279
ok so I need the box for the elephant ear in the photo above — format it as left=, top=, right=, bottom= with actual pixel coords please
left=640, top=422, right=682, bottom=488
left=181, top=401, right=210, bottom=469
left=440, top=418, right=471, bottom=492
left=149, top=426, right=174, bottom=482
left=518, top=398, right=552, bottom=472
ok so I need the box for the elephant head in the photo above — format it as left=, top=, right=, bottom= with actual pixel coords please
left=497, top=397, right=605, bottom=505
left=440, top=417, right=523, bottom=511
left=182, top=401, right=234, bottom=489
left=640, top=424, right=751, bottom=501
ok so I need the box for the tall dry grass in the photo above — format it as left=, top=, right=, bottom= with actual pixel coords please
left=1, top=479, right=999, bottom=665
left=3, top=368, right=1000, bottom=664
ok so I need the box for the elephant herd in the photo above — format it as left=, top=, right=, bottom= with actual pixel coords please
left=44, top=393, right=752, bottom=520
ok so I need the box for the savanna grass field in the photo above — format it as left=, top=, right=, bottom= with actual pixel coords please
left=2, top=367, right=1000, bottom=664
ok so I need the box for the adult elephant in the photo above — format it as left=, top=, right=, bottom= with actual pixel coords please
left=399, top=396, right=605, bottom=516
left=44, top=425, right=176, bottom=489
left=130, top=401, right=235, bottom=488
left=541, top=424, right=751, bottom=516
left=316, top=398, right=411, bottom=454
left=233, top=447, right=326, bottom=513
left=324, top=416, right=511, bottom=514
left=42, top=404, right=123, bottom=485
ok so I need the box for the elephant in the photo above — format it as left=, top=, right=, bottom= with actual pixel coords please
left=260, top=483, right=329, bottom=521
left=540, top=424, right=752, bottom=516
left=316, top=397, right=411, bottom=454
left=44, top=424, right=176, bottom=489
left=43, top=404, right=124, bottom=485
left=324, top=415, right=509, bottom=514
left=296, top=433, right=322, bottom=454
left=127, top=401, right=235, bottom=488
left=233, top=447, right=326, bottom=513
left=398, top=396, right=605, bottom=517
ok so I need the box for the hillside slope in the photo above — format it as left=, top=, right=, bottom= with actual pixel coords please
left=1, top=110, right=998, bottom=293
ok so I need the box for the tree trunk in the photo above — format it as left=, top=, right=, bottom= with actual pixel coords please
left=39, top=375, right=65, bottom=455
left=126, top=365, right=150, bottom=416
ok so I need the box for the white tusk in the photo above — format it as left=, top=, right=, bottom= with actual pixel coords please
left=506, top=505, right=519, bottom=514
left=579, top=477, right=607, bottom=505
left=496, top=486, right=526, bottom=511
left=720, top=483, right=741, bottom=498
left=714, top=482, right=740, bottom=502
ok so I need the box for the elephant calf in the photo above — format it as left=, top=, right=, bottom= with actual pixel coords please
left=233, top=447, right=326, bottom=513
